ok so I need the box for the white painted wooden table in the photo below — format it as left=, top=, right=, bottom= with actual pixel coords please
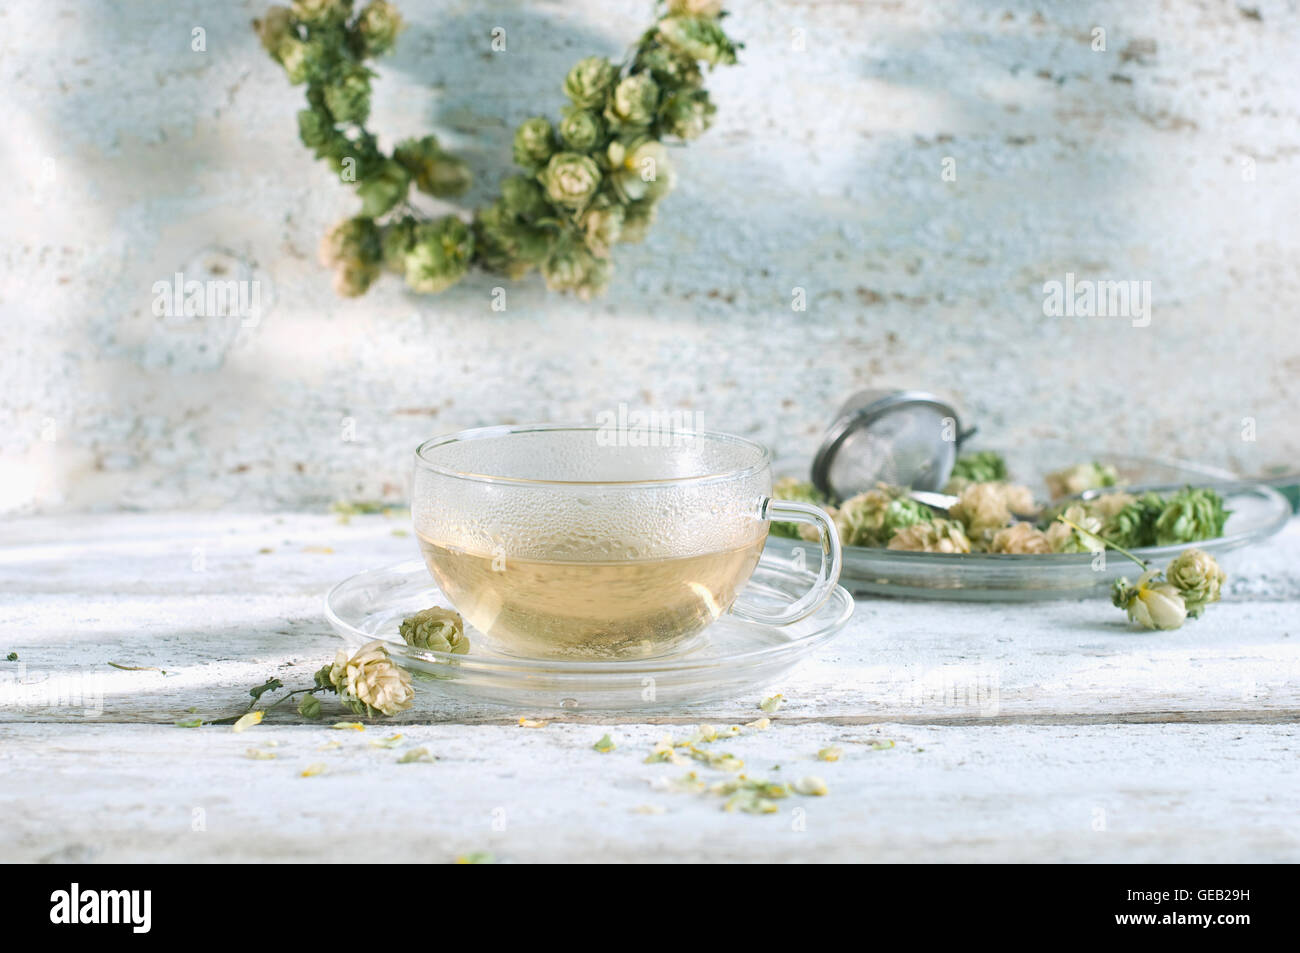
left=2, top=512, right=1298, bottom=863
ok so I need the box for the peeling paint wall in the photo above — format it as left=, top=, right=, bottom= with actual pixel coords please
left=2, top=0, right=1297, bottom=512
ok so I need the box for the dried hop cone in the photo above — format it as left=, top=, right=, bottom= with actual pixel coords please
left=660, top=89, right=716, bottom=140
left=394, top=135, right=472, bottom=198
left=833, top=488, right=892, bottom=547
left=1165, top=548, right=1225, bottom=618
left=563, top=56, right=619, bottom=110
left=668, top=0, right=726, bottom=16
left=887, top=518, right=971, bottom=554
left=559, top=106, right=604, bottom=152
left=1154, top=488, right=1229, bottom=546
left=322, top=66, right=373, bottom=125
left=328, top=640, right=414, bottom=716
left=657, top=16, right=739, bottom=66
left=400, top=606, right=469, bottom=654
left=512, top=117, right=557, bottom=170
left=1115, top=571, right=1187, bottom=631
left=356, top=158, right=411, bottom=217
left=319, top=216, right=380, bottom=269
left=989, top=522, right=1052, bottom=554
left=582, top=204, right=625, bottom=258
left=356, top=0, right=404, bottom=57
left=1045, top=504, right=1105, bottom=554
left=500, top=174, right=549, bottom=221
left=292, top=0, right=349, bottom=24
left=607, top=73, right=660, bottom=127
left=1045, top=461, right=1117, bottom=500
left=543, top=243, right=610, bottom=300
left=542, top=152, right=603, bottom=208
left=403, top=216, right=474, bottom=294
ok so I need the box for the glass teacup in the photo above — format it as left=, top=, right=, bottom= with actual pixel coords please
left=412, top=424, right=841, bottom=661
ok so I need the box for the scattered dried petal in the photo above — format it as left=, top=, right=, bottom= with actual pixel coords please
left=300, top=762, right=328, bottom=777
left=792, top=776, right=828, bottom=796
left=398, top=747, right=435, bottom=764
left=232, top=710, right=264, bottom=733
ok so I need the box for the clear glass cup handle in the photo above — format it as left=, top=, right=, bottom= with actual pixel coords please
left=730, top=498, right=843, bottom=626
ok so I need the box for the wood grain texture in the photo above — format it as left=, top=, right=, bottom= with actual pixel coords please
left=2, top=511, right=1296, bottom=861
left=2, top=721, right=1297, bottom=863
left=3, top=513, right=1297, bottom=725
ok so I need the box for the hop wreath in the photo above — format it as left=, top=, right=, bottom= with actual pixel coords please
left=254, top=0, right=741, bottom=300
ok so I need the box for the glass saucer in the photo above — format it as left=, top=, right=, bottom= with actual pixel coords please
left=772, top=446, right=1291, bottom=601
left=324, top=555, right=855, bottom=711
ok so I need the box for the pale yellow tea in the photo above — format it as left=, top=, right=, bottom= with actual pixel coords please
left=418, top=533, right=767, bottom=660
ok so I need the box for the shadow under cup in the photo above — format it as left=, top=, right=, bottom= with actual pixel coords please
left=412, top=425, right=840, bottom=661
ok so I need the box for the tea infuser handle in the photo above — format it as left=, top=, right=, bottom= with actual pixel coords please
left=730, top=499, right=843, bottom=627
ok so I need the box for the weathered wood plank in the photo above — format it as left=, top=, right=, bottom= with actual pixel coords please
left=1, top=513, right=1297, bottom=724
left=1, top=721, right=1296, bottom=863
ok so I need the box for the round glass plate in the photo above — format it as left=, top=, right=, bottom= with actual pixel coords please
left=324, top=555, right=856, bottom=711
left=770, top=446, right=1291, bottom=601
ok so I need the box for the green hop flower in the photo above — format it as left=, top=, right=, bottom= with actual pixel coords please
left=499, top=174, right=549, bottom=221
left=1165, top=548, right=1226, bottom=618
left=380, top=216, right=418, bottom=274
left=1111, top=576, right=1137, bottom=610
left=1044, top=504, right=1105, bottom=554
left=881, top=497, right=933, bottom=539
left=945, top=451, right=1008, bottom=493
left=394, top=135, right=472, bottom=197
left=563, top=56, right=619, bottom=110
left=833, top=488, right=892, bottom=547
left=323, top=67, right=373, bottom=124
left=292, top=0, right=348, bottom=23
left=403, top=216, right=474, bottom=294
left=582, top=203, right=624, bottom=258
left=659, top=89, right=715, bottom=139
left=319, top=216, right=381, bottom=269
left=254, top=7, right=296, bottom=57
left=1101, top=491, right=1163, bottom=548
left=559, top=106, right=604, bottom=152
left=399, top=606, right=469, bottom=654
left=355, top=158, right=410, bottom=216
left=298, top=693, right=323, bottom=720
left=1153, top=488, right=1229, bottom=546
left=543, top=241, right=610, bottom=300
left=332, top=259, right=381, bottom=297
left=607, top=73, right=660, bottom=128
left=1045, top=461, right=1117, bottom=500
left=635, top=44, right=703, bottom=88
left=512, top=117, right=557, bottom=170
left=657, top=16, right=739, bottom=66
left=474, top=202, right=552, bottom=279
left=277, top=38, right=312, bottom=85
left=297, top=107, right=334, bottom=150
left=619, top=199, right=658, bottom=243
left=887, top=518, right=971, bottom=553
left=541, top=152, right=602, bottom=208
left=356, top=0, right=404, bottom=57
left=668, top=0, right=725, bottom=15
